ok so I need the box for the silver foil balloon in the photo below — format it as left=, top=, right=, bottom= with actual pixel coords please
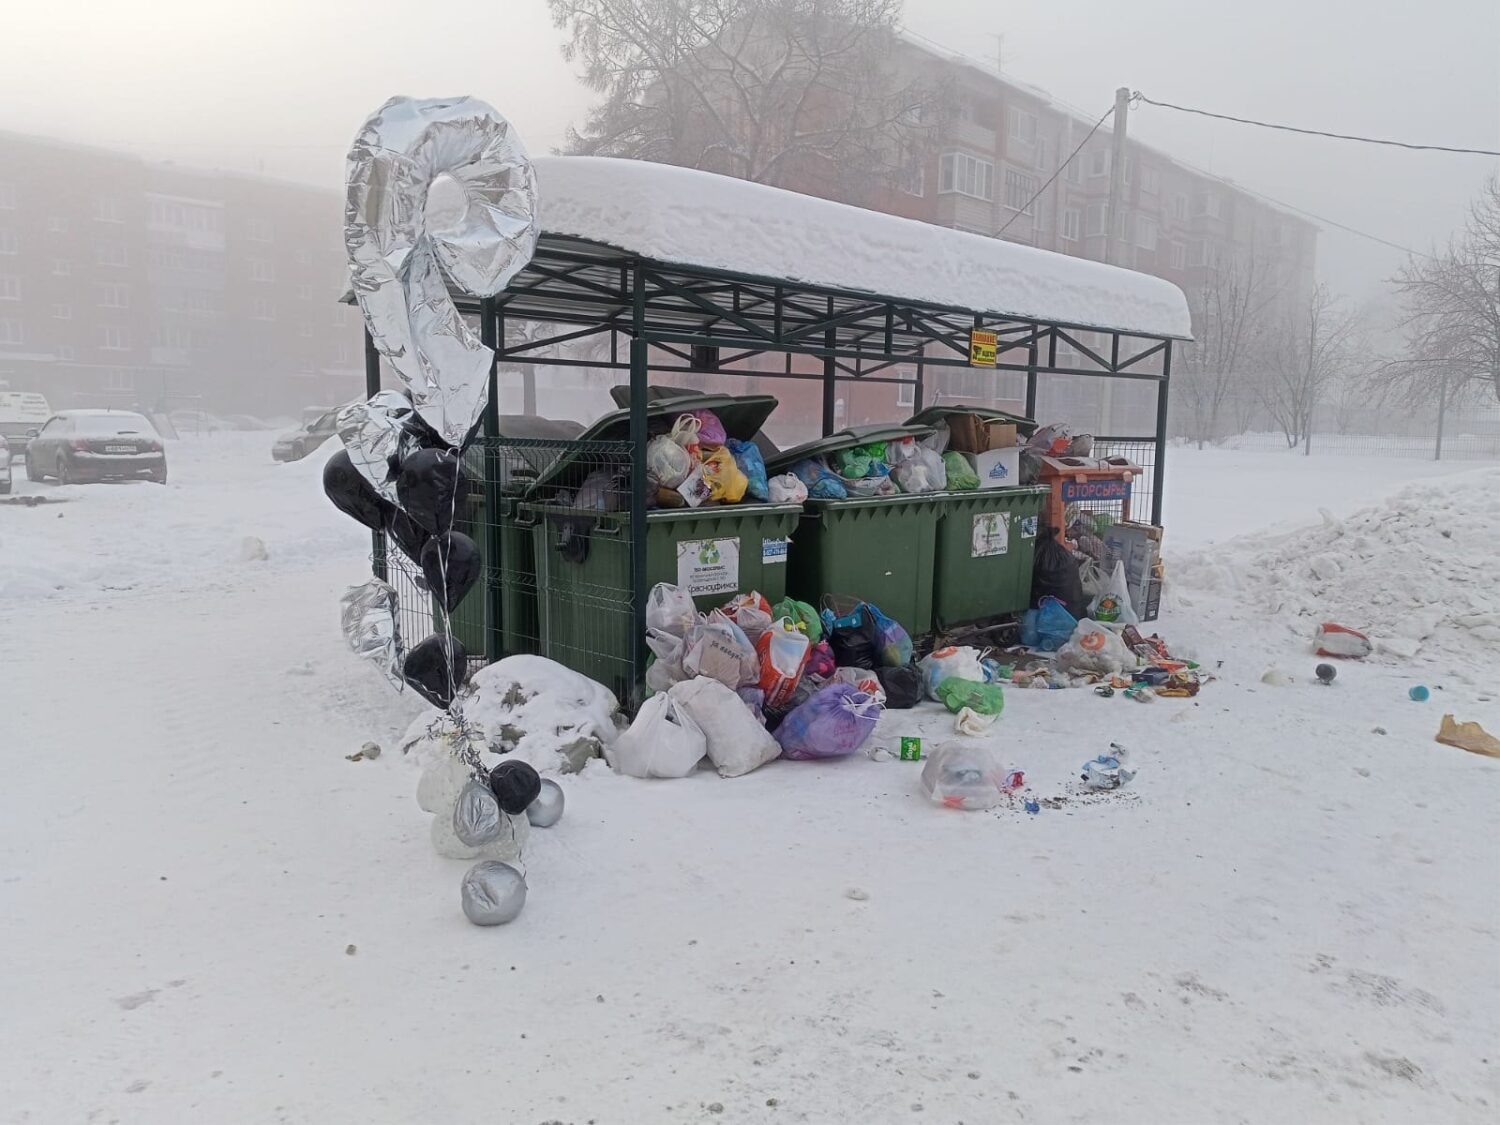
left=339, top=579, right=403, bottom=680
left=345, top=95, right=539, bottom=446
left=453, top=780, right=503, bottom=846
left=460, top=861, right=527, bottom=926
left=337, top=390, right=424, bottom=504
left=525, top=778, right=565, bottom=828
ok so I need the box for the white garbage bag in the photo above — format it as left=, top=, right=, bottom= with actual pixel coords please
left=606, top=692, right=707, bottom=778
left=668, top=676, right=781, bottom=778
left=646, top=582, right=699, bottom=638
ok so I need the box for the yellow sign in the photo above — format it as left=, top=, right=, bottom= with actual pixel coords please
left=969, top=329, right=997, bottom=367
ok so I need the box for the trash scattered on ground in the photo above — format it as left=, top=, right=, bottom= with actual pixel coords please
left=1315, top=663, right=1337, bottom=685
left=954, top=706, right=997, bottom=735
left=1081, top=744, right=1136, bottom=791
left=1408, top=685, right=1430, bottom=702
left=920, top=742, right=1011, bottom=810
left=1261, top=669, right=1293, bottom=687
left=1434, top=714, right=1500, bottom=759
left=1314, top=622, right=1372, bottom=659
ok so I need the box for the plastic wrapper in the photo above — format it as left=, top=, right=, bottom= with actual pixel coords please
left=771, top=597, right=821, bottom=643
left=919, top=646, right=987, bottom=699
left=920, top=742, right=1010, bottom=810
left=1081, top=746, right=1136, bottom=790
left=646, top=583, right=698, bottom=637
left=891, top=445, right=947, bottom=494
left=726, top=439, right=769, bottom=501
left=773, top=683, right=881, bottom=760
left=670, top=676, right=781, bottom=777
left=683, top=615, right=760, bottom=688
left=345, top=96, right=538, bottom=446
left=607, top=692, right=707, bottom=778
left=942, top=451, right=979, bottom=490
left=790, top=458, right=848, bottom=500
left=769, top=473, right=809, bottom=503
left=453, top=780, right=504, bottom=846
left=701, top=446, right=748, bottom=503
left=336, top=390, right=425, bottom=504
left=935, top=677, right=1005, bottom=716
left=757, top=619, right=813, bottom=708
left=340, top=578, right=404, bottom=682
left=460, top=860, right=527, bottom=925
left=647, top=435, right=693, bottom=489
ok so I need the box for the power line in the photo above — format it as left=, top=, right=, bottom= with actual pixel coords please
left=1133, top=93, right=1500, bottom=157
left=995, top=104, right=1113, bottom=237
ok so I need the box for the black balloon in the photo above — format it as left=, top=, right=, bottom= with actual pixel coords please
left=421, top=531, right=482, bottom=613
left=386, top=509, right=431, bottom=563
left=323, top=449, right=396, bottom=531
left=402, top=634, right=468, bottom=709
left=488, top=759, right=542, bottom=815
left=397, top=448, right=469, bottom=535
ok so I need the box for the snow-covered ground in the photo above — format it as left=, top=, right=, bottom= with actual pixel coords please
left=3, top=435, right=1497, bottom=1124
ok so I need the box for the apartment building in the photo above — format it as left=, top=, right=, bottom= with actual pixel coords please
left=0, top=131, right=360, bottom=419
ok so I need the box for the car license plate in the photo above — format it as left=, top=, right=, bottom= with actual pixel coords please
left=105, top=444, right=135, bottom=453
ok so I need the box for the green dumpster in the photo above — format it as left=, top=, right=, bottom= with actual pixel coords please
left=523, top=392, right=802, bottom=700
left=764, top=424, right=942, bottom=637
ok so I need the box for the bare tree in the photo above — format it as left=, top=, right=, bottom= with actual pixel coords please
left=1174, top=253, right=1283, bottom=447
left=547, top=0, right=943, bottom=203
left=1257, top=284, right=1359, bottom=447
left=1381, top=176, right=1500, bottom=405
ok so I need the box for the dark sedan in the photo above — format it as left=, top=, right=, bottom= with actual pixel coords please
left=25, top=410, right=167, bottom=484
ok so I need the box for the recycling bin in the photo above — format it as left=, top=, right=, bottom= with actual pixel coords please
left=927, top=486, right=1049, bottom=627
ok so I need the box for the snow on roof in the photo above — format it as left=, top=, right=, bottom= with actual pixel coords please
left=532, top=156, right=1192, bottom=340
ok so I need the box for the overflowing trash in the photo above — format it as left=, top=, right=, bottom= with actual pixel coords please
left=1080, top=745, right=1136, bottom=791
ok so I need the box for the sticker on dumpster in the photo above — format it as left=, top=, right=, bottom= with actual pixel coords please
left=971, top=512, right=1010, bottom=558
left=1020, top=514, right=1038, bottom=539
left=1060, top=478, right=1131, bottom=504
left=677, top=537, right=740, bottom=597
left=761, top=537, right=789, bottom=565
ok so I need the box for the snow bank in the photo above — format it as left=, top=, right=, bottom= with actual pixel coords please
left=1174, top=468, right=1500, bottom=664
left=533, top=156, right=1192, bottom=339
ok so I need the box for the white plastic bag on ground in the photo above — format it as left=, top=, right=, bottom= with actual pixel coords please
left=1089, top=560, right=1140, bottom=625
left=645, top=628, right=689, bottom=693
left=1055, top=619, right=1136, bottom=675
left=768, top=473, right=809, bottom=503
left=919, top=645, right=987, bottom=699
left=647, top=583, right=698, bottom=637
left=668, top=676, right=781, bottom=778
left=832, top=666, right=886, bottom=705
left=920, top=742, right=1009, bottom=810
left=607, top=693, right=707, bottom=778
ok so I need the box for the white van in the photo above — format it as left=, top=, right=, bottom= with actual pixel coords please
left=0, top=391, right=51, bottom=462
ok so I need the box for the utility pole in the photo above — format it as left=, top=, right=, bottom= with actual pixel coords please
left=1101, top=86, right=1131, bottom=434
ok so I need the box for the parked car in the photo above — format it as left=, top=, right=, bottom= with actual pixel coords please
left=272, top=406, right=341, bottom=463
left=0, top=436, right=11, bottom=493
left=0, top=390, right=51, bottom=462
left=25, top=410, right=167, bottom=484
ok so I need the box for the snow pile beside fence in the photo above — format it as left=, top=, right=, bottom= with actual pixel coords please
left=1173, top=468, right=1500, bottom=665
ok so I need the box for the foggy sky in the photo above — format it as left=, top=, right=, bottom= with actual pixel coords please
left=3, top=0, right=1496, bottom=301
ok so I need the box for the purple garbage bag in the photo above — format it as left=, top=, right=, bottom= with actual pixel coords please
left=773, top=682, right=882, bottom=760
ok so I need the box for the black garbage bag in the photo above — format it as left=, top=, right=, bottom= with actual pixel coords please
left=875, top=663, right=923, bottom=710
left=1031, top=524, right=1087, bottom=620
left=827, top=611, right=882, bottom=670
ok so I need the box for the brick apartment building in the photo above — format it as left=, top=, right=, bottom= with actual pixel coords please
left=0, top=131, right=361, bottom=421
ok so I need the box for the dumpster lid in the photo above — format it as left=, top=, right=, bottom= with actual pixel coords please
left=907, top=405, right=1038, bottom=437
left=460, top=414, right=588, bottom=492
left=530, top=392, right=779, bottom=495
left=608, top=384, right=705, bottom=408
left=763, top=422, right=934, bottom=475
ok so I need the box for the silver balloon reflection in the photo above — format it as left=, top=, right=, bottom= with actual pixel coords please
left=525, top=778, right=565, bottom=828
left=336, top=390, right=422, bottom=504
left=452, top=780, right=503, bottom=846
left=461, top=860, right=527, bottom=925
left=339, top=579, right=403, bottom=681
left=345, top=96, right=539, bottom=446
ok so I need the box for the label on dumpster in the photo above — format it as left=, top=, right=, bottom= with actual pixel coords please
left=677, top=537, right=740, bottom=597
left=899, top=736, right=923, bottom=761
left=761, top=537, right=788, bottom=565
left=1060, top=478, right=1131, bottom=504
left=1020, top=514, right=1038, bottom=539
left=971, top=511, right=1010, bottom=557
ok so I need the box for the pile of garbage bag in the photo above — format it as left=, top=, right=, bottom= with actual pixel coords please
left=785, top=437, right=948, bottom=502
left=639, top=408, right=771, bottom=509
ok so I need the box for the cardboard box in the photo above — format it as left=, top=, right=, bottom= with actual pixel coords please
left=971, top=447, right=1021, bottom=488
left=1103, top=522, right=1163, bottom=614
left=948, top=414, right=1018, bottom=454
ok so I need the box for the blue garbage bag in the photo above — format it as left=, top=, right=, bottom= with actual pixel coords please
left=1034, top=595, right=1077, bottom=652
left=791, top=458, right=848, bottom=501
left=727, top=439, right=769, bottom=502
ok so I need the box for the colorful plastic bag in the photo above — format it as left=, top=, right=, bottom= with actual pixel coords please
left=1089, top=561, right=1139, bottom=625
left=942, top=451, right=979, bottom=490
left=935, top=676, right=1005, bottom=716
left=771, top=597, right=822, bottom=643
left=689, top=409, right=726, bottom=447
left=757, top=618, right=813, bottom=708
left=701, top=446, right=749, bottom=503
left=791, top=458, right=848, bottom=500
left=1035, top=595, right=1078, bottom=652
left=773, top=682, right=882, bottom=760
left=832, top=665, right=885, bottom=704
left=919, top=646, right=987, bottom=699
left=768, top=473, right=808, bottom=503
left=726, top=439, right=769, bottom=501
left=834, top=443, right=890, bottom=480
left=804, top=640, right=836, bottom=680
left=1056, top=619, right=1135, bottom=675
left=865, top=602, right=913, bottom=667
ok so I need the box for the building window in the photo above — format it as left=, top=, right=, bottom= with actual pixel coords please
left=1060, top=208, right=1081, bottom=242
left=1172, top=193, right=1189, bottom=221
left=52, top=258, right=69, bottom=276
left=52, top=303, right=71, bottom=320
left=1140, top=166, right=1160, bottom=195
left=46, top=216, right=67, bottom=234
left=105, top=369, right=133, bottom=391
left=248, top=219, right=273, bottom=242
left=1004, top=169, right=1038, bottom=214
left=249, top=258, right=275, bottom=282
left=0, top=318, right=22, bottom=344
left=58, top=344, right=75, bottom=361
left=1135, top=216, right=1158, bottom=251
left=1085, top=202, right=1109, bottom=237
left=0, top=231, right=16, bottom=255
left=1007, top=107, right=1038, bottom=145
left=1123, top=156, right=1133, bottom=185
left=1195, top=192, right=1223, bottom=218
left=0, top=275, right=20, bottom=301
left=1064, top=156, right=1082, bottom=185
left=251, top=298, right=276, bottom=321
left=938, top=152, right=995, bottom=201
left=896, top=161, right=925, bottom=197
left=1170, top=242, right=1186, bottom=269
left=153, top=325, right=191, bottom=349
left=102, top=326, right=128, bottom=350
left=0, top=182, right=15, bottom=209
left=896, top=379, right=916, bottom=409
left=1087, top=149, right=1109, bottom=177
left=94, top=197, right=123, bottom=223
left=96, top=245, right=129, bottom=268
left=99, top=283, right=130, bottom=309
left=1189, top=240, right=1208, bottom=267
